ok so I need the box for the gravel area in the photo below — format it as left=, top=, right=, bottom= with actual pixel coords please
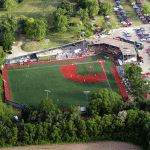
left=0, top=141, right=143, bottom=150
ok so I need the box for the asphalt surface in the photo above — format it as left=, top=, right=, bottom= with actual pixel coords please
left=87, top=24, right=150, bottom=74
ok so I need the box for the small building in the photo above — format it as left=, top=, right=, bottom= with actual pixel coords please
left=78, top=106, right=87, bottom=115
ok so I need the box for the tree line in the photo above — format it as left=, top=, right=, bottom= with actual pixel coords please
left=0, top=98, right=150, bottom=149
left=0, top=86, right=150, bottom=149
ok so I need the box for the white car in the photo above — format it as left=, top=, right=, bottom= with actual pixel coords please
left=140, top=38, right=146, bottom=42
left=114, top=7, right=118, bottom=11
left=105, top=15, right=109, bottom=18
left=133, top=5, right=137, bottom=8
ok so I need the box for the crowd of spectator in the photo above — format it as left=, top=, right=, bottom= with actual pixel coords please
left=121, top=77, right=132, bottom=93
left=88, top=44, right=123, bottom=59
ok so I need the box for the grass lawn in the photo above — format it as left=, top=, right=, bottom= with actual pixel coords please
left=6, top=54, right=121, bottom=109
left=76, top=63, right=103, bottom=75
left=38, top=55, right=57, bottom=61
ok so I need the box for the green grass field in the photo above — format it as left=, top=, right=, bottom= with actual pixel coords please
left=7, top=54, right=121, bottom=109
left=76, top=63, right=103, bottom=75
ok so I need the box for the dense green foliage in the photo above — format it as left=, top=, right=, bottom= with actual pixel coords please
left=57, top=1, right=73, bottom=17
left=89, top=88, right=124, bottom=116
left=99, top=2, right=112, bottom=15
left=34, top=18, right=48, bottom=41
left=142, top=4, right=150, bottom=15
left=53, top=8, right=68, bottom=32
left=123, top=64, right=150, bottom=97
left=2, top=0, right=18, bottom=10
left=0, top=32, right=15, bottom=51
left=17, top=15, right=28, bottom=34
left=0, top=13, right=17, bottom=35
left=0, top=102, right=150, bottom=150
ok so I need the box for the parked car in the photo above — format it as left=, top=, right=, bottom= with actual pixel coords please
left=126, top=33, right=132, bottom=37
left=120, top=18, right=124, bottom=22
left=116, top=1, right=121, bottom=5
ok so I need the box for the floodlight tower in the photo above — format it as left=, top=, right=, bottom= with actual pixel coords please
left=45, top=39, right=50, bottom=61
left=45, top=90, right=50, bottom=99
left=83, top=91, right=90, bottom=116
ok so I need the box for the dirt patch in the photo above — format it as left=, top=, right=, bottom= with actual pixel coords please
left=1, top=141, right=143, bottom=150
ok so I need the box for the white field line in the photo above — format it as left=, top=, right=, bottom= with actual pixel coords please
left=7, top=64, right=62, bottom=71
left=7, top=60, right=105, bottom=71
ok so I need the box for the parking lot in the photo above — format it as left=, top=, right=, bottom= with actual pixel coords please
left=87, top=24, right=150, bottom=74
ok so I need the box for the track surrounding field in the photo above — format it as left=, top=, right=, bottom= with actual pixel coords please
left=3, top=54, right=128, bottom=109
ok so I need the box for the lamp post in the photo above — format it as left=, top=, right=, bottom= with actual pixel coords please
left=84, top=91, right=90, bottom=116
left=45, top=90, right=50, bottom=99
left=45, top=39, right=50, bottom=61
left=122, top=43, right=124, bottom=64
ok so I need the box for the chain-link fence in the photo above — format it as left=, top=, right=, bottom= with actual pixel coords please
left=4, top=40, right=86, bottom=66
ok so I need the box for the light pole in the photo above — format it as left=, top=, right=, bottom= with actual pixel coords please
left=122, top=43, right=124, bottom=64
left=84, top=91, right=90, bottom=116
left=45, top=39, right=50, bottom=61
left=45, top=90, right=50, bottom=99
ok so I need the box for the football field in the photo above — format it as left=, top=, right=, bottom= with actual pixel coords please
left=6, top=54, right=121, bottom=109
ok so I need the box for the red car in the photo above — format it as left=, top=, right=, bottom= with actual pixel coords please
left=147, top=48, right=150, bottom=53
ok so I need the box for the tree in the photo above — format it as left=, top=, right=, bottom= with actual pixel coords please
left=84, top=29, right=93, bottom=38
left=10, top=127, right=18, bottom=145
left=50, top=125, right=61, bottom=143
left=0, top=13, right=17, bottom=35
left=3, top=0, right=17, bottom=10
left=89, top=88, right=124, bottom=116
left=0, top=32, right=15, bottom=51
left=86, top=118, right=99, bottom=141
left=53, top=8, right=68, bottom=32
left=76, top=119, right=89, bottom=141
left=134, top=95, right=148, bottom=111
left=0, top=46, right=6, bottom=70
left=76, top=0, right=87, bottom=9
left=38, top=98, right=58, bottom=113
left=117, top=110, right=127, bottom=123
left=22, top=123, right=36, bottom=145
left=21, top=105, right=38, bottom=123
left=142, top=4, right=150, bottom=15
left=57, top=1, right=73, bottom=16
left=77, top=8, right=91, bottom=24
left=123, top=63, right=150, bottom=97
left=17, top=15, right=28, bottom=34
left=0, top=100, right=15, bottom=118
left=123, top=101, right=139, bottom=111
left=25, top=18, right=35, bottom=38
left=85, top=0, right=99, bottom=16
left=99, top=2, right=112, bottom=15
left=101, top=21, right=110, bottom=33
left=34, top=18, right=48, bottom=41
left=124, top=64, right=142, bottom=81
left=65, top=105, right=81, bottom=121
left=130, top=77, right=150, bottom=97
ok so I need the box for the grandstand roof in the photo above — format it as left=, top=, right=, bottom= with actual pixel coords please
left=89, top=37, right=137, bottom=55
